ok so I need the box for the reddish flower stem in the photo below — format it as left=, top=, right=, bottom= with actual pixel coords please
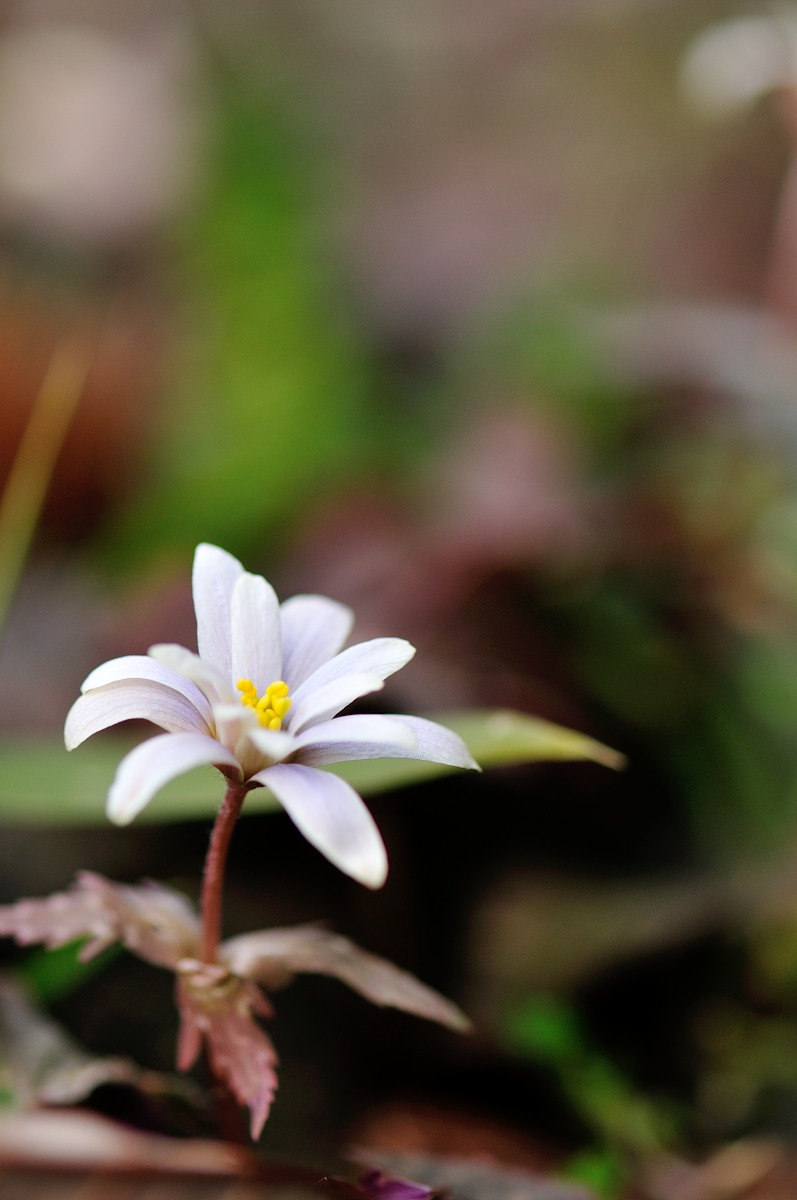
left=200, top=779, right=248, bottom=963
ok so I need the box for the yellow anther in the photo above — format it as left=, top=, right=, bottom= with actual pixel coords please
left=237, top=677, right=292, bottom=730
left=237, top=679, right=258, bottom=709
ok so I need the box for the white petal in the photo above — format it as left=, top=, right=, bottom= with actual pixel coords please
left=209, top=705, right=294, bottom=775
left=280, top=595, right=354, bottom=689
left=252, top=763, right=387, bottom=888
left=221, top=925, right=471, bottom=1032
left=107, top=732, right=239, bottom=825
left=293, top=714, right=417, bottom=765
left=231, top=572, right=281, bottom=692
left=247, top=727, right=297, bottom=762
left=149, top=644, right=235, bottom=707
left=288, top=673, right=385, bottom=735
left=192, top=543, right=244, bottom=682
left=292, top=637, right=415, bottom=707
left=376, top=715, right=480, bottom=770
left=65, top=681, right=211, bottom=749
left=80, top=655, right=213, bottom=726
left=211, top=702, right=257, bottom=750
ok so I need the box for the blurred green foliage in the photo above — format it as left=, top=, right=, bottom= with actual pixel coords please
left=508, top=994, right=680, bottom=1196
left=16, top=941, right=118, bottom=1006
left=109, top=81, right=383, bottom=568
left=509, top=995, right=679, bottom=1153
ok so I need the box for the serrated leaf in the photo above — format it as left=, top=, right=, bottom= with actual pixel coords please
left=0, top=711, right=622, bottom=826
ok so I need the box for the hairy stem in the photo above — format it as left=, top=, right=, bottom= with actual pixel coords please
left=200, top=780, right=248, bottom=963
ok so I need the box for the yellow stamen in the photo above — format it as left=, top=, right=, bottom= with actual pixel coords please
left=236, top=678, right=292, bottom=730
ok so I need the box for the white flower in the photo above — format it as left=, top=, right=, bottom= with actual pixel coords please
left=65, top=544, right=478, bottom=888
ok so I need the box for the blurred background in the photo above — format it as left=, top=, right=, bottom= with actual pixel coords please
left=6, top=0, right=797, bottom=1195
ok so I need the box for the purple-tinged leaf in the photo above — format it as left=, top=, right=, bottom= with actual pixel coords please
left=221, top=924, right=471, bottom=1033
left=0, top=872, right=199, bottom=969
left=176, top=959, right=278, bottom=1139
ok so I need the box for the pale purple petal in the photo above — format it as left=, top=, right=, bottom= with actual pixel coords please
left=280, top=594, right=354, bottom=689
left=221, top=924, right=470, bottom=1032
left=292, top=638, right=416, bottom=707
left=293, top=714, right=417, bottom=765
left=373, top=715, right=480, bottom=770
left=192, top=543, right=243, bottom=682
left=211, top=703, right=257, bottom=757
left=79, top=654, right=214, bottom=728
left=252, top=763, right=388, bottom=888
left=231, top=572, right=281, bottom=692
left=65, top=681, right=211, bottom=750
left=149, top=644, right=236, bottom=707
left=288, top=673, right=385, bottom=735
left=208, top=706, right=295, bottom=772
left=358, top=1169, right=435, bottom=1199
left=247, top=727, right=297, bottom=763
left=107, top=732, right=239, bottom=826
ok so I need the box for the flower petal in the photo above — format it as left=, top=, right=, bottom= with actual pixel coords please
left=210, top=702, right=257, bottom=754
left=221, top=924, right=470, bottom=1032
left=357, top=1169, right=435, bottom=1199
left=65, top=681, right=212, bottom=750
left=252, top=763, right=388, bottom=888
left=280, top=595, right=354, bottom=689
left=80, top=655, right=213, bottom=727
left=247, top=727, right=297, bottom=763
left=107, top=732, right=239, bottom=826
left=207, top=705, right=295, bottom=774
left=375, top=715, right=480, bottom=770
left=288, top=673, right=385, bottom=736
left=293, top=714, right=417, bottom=765
left=149, top=644, right=235, bottom=707
left=192, top=543, right=244, bottom=682
left=231, top=572, right=281, bottom=693
left=292, top=637, right=416, bottom=707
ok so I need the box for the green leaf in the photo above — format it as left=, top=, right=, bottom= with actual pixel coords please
left=506, top=994, right=586, bottom=1064
left=564, top=1147, right=624, bottom=1200
left=508, top=996, right=677, bottom=1156
left=17, top=941, right=120, bottom=1005
left=0, top=710, right=622, bottom=826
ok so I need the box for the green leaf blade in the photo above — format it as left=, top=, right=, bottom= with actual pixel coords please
left=0, top=711, right=622, bottom=826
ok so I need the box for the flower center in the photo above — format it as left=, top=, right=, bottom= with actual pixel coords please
left=237, top=679, right=291, bottom=730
